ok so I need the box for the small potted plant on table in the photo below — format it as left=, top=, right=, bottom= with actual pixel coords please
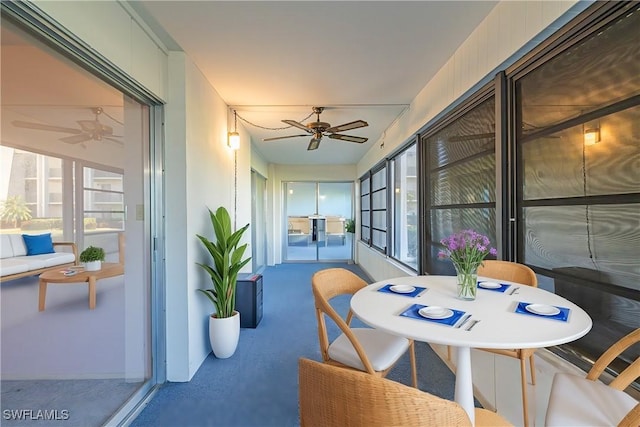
left=79, top=245, right=105, bottom=271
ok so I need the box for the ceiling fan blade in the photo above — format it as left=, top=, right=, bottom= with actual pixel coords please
left=282, top=120, right=312, bottom=133
left=12, top=120, right=83, bottom=134
left=325, top=120, right=368, bottom=133
left=328, top=134, right=368, bottom=143
left=78, top=120, right=98, bottom=131
left=104, top=137, right=124, bottom=145
left=59, top=134, right=91, bottom=144
left=78, top=120, right=113, bottom=135
left=307, top=138, right=321, bottom=151
left=263, top=134, right=309, bottom=142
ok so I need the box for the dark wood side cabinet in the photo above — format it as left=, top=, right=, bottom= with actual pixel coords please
left=236, top=273, right=263, bottom=328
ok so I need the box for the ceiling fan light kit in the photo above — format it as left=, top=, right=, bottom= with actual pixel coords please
left=263, top=106, right=369, bottom=150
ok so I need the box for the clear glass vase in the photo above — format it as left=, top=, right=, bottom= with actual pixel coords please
left=454, top=264, right=478, bottom=300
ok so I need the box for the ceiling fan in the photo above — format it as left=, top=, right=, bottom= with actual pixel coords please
left=263, top=106, right=369, bottom=150
left=12, top=107, right=122, bottom=145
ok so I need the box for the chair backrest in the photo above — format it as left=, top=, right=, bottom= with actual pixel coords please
left=311, top=268, right=374, bottom=373
left=587, top=327, right=640, bottom=391
left=478, top=260, right=538, bottom=287
left=298, top=357, right=471, bottom=427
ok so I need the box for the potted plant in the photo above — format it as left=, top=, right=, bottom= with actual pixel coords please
left=79, top=245, right=105, bottom=271
left=345, top=218, right=355, bottom=233
left=345, top=218, right=355, bottom=263
left=196, top=206, right=251, bottom=358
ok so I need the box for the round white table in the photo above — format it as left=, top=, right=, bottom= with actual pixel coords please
left=350, top=275, right=592, bottom=425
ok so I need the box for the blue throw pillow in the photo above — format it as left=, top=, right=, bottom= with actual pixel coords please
left=22, top=233, right=55, bottom=255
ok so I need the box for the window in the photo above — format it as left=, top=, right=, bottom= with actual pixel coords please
left=359, top=164, right=388, bottom=252
left=422, top=95, right=496, bottom=275
left=370, top=167, right=387, bottom=251
left=514, top=3, right=640, bottom=373
left=390, top=143, right=418, bottom=270
left=0, top=149, right=69, bottom=236
left=83, top=166, right=124, bottom=232
left=359, top=174, right=370, bottom=244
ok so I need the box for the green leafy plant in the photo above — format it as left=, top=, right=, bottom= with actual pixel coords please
left=196, top=207, right=251, bottom=319
left=79, top=246, right=105, bottom=262
left=345, top=218, right=355, bottom=233
left=0, top=195, right=32, bottom=228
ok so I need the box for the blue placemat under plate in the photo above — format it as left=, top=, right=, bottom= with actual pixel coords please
left=515, top=301, right=570, bottom=322
left=477, top=281, right=510, bottom=293
left=378, top=284, right=427, bottom=298
left=400, top=303, right=466, bottom=327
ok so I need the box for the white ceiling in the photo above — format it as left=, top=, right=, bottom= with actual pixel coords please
left=132, top=1, right=498, bottom=165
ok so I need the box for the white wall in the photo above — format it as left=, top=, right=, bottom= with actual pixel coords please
left=250, top=142, right=269, bottom=179
left=356, top=0, right=588, bottom=281
left=185, top=57, right=252, bottom=380
left=33, top=0, right=167, bottom=100
left=357, top=243, right=417, bottom=281
left=164, top=53, right=190, bottom=381
left=164, top=53, right=253, bottom=381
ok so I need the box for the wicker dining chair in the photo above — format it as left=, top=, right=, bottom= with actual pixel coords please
left=311, top=268, right=417, bottom=387
left=545, top=328, right=640, bottom=427
left=476, top=260, right=538, bottom=427
left=298, top=357, right=512, bottom=427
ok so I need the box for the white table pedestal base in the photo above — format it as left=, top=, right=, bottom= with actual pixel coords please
left=455, top=346, right=475, bottom=425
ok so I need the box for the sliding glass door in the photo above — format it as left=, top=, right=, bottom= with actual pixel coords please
left=1, top=13, right=156, bottom=426
left=318, top=182, right=353, bottom=261
left=285, top=182, right=353, bottom=262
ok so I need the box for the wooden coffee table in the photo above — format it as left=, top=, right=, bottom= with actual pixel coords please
left=38, top=263, right=124, bottom=310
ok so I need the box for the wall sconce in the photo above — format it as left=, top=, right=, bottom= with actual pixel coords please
left=228, top=109, right=240, bottom=150
left=228, top=131, right=240, bottom=150
left=583, top=127, right=600, bottom=146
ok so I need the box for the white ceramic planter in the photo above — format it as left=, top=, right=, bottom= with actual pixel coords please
left=209, top=311, right=240, bottom=358
left=84, top=260, right=102, bottom=271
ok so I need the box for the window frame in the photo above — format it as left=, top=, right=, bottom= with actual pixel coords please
left=359, top=162, right=388, bottom=254
left=389, top=141, right=419, bottom=272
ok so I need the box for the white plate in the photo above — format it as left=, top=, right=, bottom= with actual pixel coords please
left=525, top=304, right=560, bottom=316
left=478, top=281, right=501, bottom=289
left=390, top=285, right=415, bottom=294
left=418, top=306, right=453, bottom=319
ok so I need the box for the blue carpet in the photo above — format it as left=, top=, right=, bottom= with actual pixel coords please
left=131, top=263, right=457, bottom=427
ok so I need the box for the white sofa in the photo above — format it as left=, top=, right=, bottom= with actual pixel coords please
left=0, top=234, right=77, bottom=282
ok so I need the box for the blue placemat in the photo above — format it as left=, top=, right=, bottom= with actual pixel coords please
left=378, top=284, right=427, bottom=298
left=400, top=304, right=466, bottom=327
left=477, top=281, right=510, bottom=293
left=515, top=301, right=570, bottom=322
